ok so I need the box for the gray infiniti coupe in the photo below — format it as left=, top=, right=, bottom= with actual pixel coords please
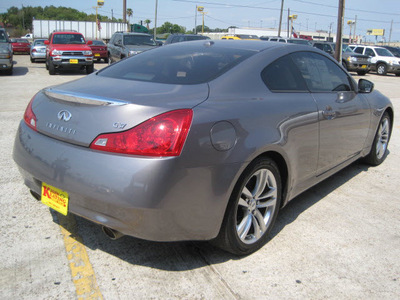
left=13, top=40, right=393, bottom=255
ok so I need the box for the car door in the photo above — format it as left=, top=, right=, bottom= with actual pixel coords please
left=291, top=51, right=370, bottom=175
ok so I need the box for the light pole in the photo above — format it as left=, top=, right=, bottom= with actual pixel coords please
left=154, top=0, right=158, bottom=40
left=197, top=6, right=207, bottom=34
left=93, top=0, right=104, bottom=40
left=347, top=20, right=355, bottom=44
left=288, top=14, right=297, bottom=38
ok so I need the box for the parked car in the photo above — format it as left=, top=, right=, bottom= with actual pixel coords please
left=107, top=31, right=158, bottom=63
left=221, top=34, right=260, bottom=40
left=10, top=38, right=31, bottom=54
left=87, top=40, right=108, bottom=63
left=351, top=45, right=400, bottom=76
left=164, top=34, right=210, bottom=44
left=0, top=28, right=13, bottom=75
left=312, top=42, right=371, bottom=75
left=13, top=41, right=393, bottom=255
left=44, top=30, right=94, bottom=75
left=382, top=46, right=400, bottom=58
left=261, top=36, right=311, bottom=46
left=30, top=39, right=47, bottom=62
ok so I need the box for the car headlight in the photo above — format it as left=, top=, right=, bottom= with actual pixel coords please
left=51, top=50, right=62, bottom=56
left=83, top=51, right=92, bottom=56
left=367, top=58, right=372, bottom=63
left=0, top=49, right=11, bottom=58
left=128, top=50, right=141, bottom=56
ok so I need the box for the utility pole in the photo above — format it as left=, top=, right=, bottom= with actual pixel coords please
left=278, top=0, right=284, bottom=37
left=354, top=15, right=357, bottom=43
left=195, top=5, right=197, bottom=34
left=123, top=0, right=126, bottom=23
left=389, top=19, right=393, bottom=45
left=111, top=9, right=113, bottom=21
left=334, top=0, right=345, bottom=63
left=287, top=8, right=290, bottom=38
left=154, top=0, right=158, bottom=40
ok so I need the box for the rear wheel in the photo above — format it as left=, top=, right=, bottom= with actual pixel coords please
left=104, top=57, right=109, bottom=64
left=364, top=112, right=391, bottom=166
left=213, top=157, right=281, bottom=255
left=357, top=71, right=366, bottom=75
left=30, top=56, right=35, bottom=63
left=376, top=63, right=387, bottom=76
left=5, top=66, right=13, bottom=75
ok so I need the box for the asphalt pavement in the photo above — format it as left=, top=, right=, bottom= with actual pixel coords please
left=1, top=55, right=399, bottom=299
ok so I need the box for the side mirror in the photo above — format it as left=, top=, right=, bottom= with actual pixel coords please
left=44, top=40, right=49, bottom=45
left=358, top=79, right=374, bottom=93
left=87, top=40, right=93, bottom=45
left=115, top=40, right=122, bottom=46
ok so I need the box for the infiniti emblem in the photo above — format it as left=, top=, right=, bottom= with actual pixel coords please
left=58, top=110, right=72, bottom=122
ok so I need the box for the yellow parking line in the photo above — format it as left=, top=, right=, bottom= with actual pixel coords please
left=58, top=214, right=103, bottom=300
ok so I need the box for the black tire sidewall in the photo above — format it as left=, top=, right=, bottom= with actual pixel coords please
left=365, top=112, right=390, bottom=166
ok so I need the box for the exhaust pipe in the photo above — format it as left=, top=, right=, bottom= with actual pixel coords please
left=102, top=226, right=124, bottom=240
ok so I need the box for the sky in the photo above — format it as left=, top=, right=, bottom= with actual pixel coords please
left=1, top=0, right=399, bottom=42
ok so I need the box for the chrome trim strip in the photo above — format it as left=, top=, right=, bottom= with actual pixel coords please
left=44, top=89, right=127, bottom=106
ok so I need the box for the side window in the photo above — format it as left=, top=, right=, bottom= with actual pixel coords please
left=323, top=44, right=333, bottom=53
left=314, top=43, right=323, bottom=50
left=261, top=55, right=308, bottom=92
left=278, top=39, right=286, bottom=43
left=270, top=38, right=278, bottom=41
left=291, top=52, right=352, bottom=92
left=116, top=35, right=122, bottom=45
left=353, top=47, right=364, bottom=54
left=365, top=48, right=375, bottom=57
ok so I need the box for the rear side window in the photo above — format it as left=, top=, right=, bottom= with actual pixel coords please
left=291, top=52, right=352, bottom=92
left=353, top=47, right=364, bottom=54
left=365, top=48, right=375, bottom=57
left=99, top=43, right=256, bottom=84
left=261, top=55, right=308, bottom=92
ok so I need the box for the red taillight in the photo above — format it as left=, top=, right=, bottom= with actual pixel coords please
left=32, top=49, right=37, bottom=53
left=24, top=97, right=37, bottom=131
left=90, top=109, right=193, bottom=157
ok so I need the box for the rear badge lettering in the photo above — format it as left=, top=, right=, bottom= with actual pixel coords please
left=113, top=122, right=127, bottom=129
left=46, top=122, right=76, bottom=135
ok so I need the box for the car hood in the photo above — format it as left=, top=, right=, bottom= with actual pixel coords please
left=31, top=74, right=209, bottom=147
left=343, top=52, right=369, bottom=59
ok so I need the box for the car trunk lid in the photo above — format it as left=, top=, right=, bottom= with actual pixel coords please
left=32, top=75, right=209, bottom=147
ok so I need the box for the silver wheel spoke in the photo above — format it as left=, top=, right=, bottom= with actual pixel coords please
left=237, top=213, right=252, bottom=240
left=238, top=197, right=248, bottom=208
left=257, top=198, right=276, bottom=209
left=242, top=187, right=252, bottom=200
left=253, top=209, right=267, bottom=234
left=257, top=187, right=276, bottom=201
left=253, top=170, right=268, bottom=199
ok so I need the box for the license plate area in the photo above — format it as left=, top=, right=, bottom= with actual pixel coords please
left=70, top=59, right=78, bottom=64
left=94, top=53, right=100, bottom=57
left=361, top=65, right=367, bottom=69
left=41, top=182, right=69, bottom=215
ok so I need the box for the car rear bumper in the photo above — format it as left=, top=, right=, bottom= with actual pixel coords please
left=13, top=121, right=235, bottom=242
left=346, top=63, right=371, bottom=72
left=31, top=52, right=46, bottom=59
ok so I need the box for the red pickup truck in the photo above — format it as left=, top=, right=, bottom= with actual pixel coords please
left=45, top=31, right=94, bottom=75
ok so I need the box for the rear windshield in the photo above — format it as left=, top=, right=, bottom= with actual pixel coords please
left=123, top=35, right=156, bottom=46
left=375, top=48, right=394, bottom=57
left=98, top=44, right=256, bottom=84
left=92, top=40, right=105, bottom=46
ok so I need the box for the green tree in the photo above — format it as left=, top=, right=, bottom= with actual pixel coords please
left=144, top=19, right=151, bottom=29
left=126, top=8, right=133, bottom=25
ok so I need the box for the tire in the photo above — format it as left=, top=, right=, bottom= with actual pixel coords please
left=86, top=64, right=94, bottom=74
left=357, top=71, right=366, bottom=75
left=30, top=56, right=35, bottom=63
left=395, top=73, right=400, bottom=77
left=376, top=63, right=387, bottom=76
left=213, top=157, right=281, bottom=255
left=342, top=61, right=348, bottom=70
left=363, top=112, right=391, bottom=166
left=5, top=66, right=13, bottom=75
left=48, top=61, right=55, bottom=75
left=104, top=57, right=109, bottom=64
left=107, top=54, right=112, bottom=65
left=45, top=59, right=49, bottom=70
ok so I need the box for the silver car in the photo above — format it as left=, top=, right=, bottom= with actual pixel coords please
left=30, top=39, right=47, bottom=62
left=13, top=41, right=393, bottom=255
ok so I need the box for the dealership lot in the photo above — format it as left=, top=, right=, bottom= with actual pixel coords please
left=1, top=55, right=399, bottom=299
